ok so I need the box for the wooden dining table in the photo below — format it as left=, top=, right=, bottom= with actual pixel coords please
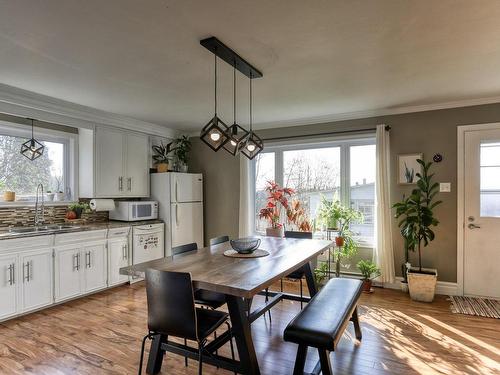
left=120, top=236, right=333, bottom=375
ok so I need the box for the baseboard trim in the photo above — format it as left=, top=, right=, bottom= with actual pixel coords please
left=379, top=277, right=460, bottom=296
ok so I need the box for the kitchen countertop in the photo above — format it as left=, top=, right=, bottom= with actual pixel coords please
left=0, top=219, right=164, bottom=240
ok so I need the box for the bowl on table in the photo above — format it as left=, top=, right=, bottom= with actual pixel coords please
left=230, top=237, right=261, bottom=254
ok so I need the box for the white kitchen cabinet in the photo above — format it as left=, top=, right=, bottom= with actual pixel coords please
left=54, top=245, right=82, bottom=302
left=108, top=237, right=129, bottom=287
left=19, top=249, right=53, bottom=313
left=125, top=132, right=149, bottom=197
left=95, top=127, right=124, bottom=197
left=82, top=243, right=107, bottom=293
left=79, top=126, right=149, bottom=198
left=0, top=254, right=18, bottom=320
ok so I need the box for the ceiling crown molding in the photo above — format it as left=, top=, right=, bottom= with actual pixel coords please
left=0, top=83, right=178, bottom=138
left=254, top=95, right=500, bottom=130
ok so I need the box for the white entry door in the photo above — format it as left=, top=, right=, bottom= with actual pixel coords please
left=463, top=127, right=500, bottom=299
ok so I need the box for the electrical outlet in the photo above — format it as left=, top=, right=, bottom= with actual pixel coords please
left=439, top=183, right=451, bottom=192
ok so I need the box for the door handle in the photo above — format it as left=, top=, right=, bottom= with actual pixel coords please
left=127, top=177, right=132, bottom=191
left=86, top=251, right=91, bottom=268
left=119, top=177, right=123, bottom=191
left=175, top=204, right=179, bottom=226
left=23, top=261, right=30, bottom=282
left=468, top=223, right=481, bottom=229
left=122, top=245, right=127, bottom=260
left=175, top=180, right=178, bottom=202
left=77, top=253, right=81, bottom=271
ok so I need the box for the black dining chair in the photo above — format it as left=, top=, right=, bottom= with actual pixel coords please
left=210, top=235, right=229, bottom=246
left=138, top=269, right=234, bottom=375
left=266, top=231, right=314, bottom=309
left=172, top=242, right=227, bottom=310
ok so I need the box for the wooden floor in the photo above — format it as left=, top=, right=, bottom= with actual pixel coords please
left=0, top=281, right=499, bottom=375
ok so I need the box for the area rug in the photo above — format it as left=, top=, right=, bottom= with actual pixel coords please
left=449, top=296, right=500, bottom=319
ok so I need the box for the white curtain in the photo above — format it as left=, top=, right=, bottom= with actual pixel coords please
left=375, top=124, right=395, bottom=284
left=239, top=155, right=253, bottom=237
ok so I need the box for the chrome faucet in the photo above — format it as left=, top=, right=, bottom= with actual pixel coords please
left=34, top=183, right=45, bottom=226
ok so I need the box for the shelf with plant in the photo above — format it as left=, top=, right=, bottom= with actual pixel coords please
left=317, top=196, right=364, bottom=277
left=173, top=135, right=191, bottom=172
left=393, top=158, right=441, bottom=302
left=152, top=141, right=176, bottom=173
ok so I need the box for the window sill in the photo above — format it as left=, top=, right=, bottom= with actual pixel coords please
left=0, top=201, right=77, bottom=208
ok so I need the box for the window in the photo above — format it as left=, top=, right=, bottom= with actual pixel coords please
left=480, top=142, right=500, bottom=217
left=0, top=123, right=74, bottom=203
left=253, top=137, right=376, bottom=275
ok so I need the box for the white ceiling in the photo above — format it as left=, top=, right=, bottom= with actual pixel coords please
left=2, top=0, right=500, bottom=131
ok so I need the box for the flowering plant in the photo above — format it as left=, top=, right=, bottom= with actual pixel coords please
left=259, top=181, right=312, bottom=231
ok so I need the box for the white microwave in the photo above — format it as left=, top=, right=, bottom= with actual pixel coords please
left=109, top=201, right=158, bottom=221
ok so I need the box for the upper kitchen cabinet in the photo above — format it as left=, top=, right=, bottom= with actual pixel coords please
left=79, top=127, right=149, bottom=198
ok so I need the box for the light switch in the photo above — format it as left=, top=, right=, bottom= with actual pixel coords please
left=440, top=183, right=451, bottom=192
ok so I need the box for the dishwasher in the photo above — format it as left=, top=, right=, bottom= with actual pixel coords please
left=132, top=223, right=165, bottom=265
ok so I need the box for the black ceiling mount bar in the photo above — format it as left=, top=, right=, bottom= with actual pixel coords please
left=200, top=37, right=263, bottom=79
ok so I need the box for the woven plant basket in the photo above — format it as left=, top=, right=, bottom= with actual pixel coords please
left=407, top=268, right=437, bottom=302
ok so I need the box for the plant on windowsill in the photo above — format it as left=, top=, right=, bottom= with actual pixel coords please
left=173, top=135, right=191, bottom=173
left=357, top=260, right=381, bottom=293
left=152, top=141, right=176, bottom=173
left=258, top=181, right=312, bottom=238
left=317, top=196, right=364, bottom=277
left=393, top=159, right=442, bottom=302
left=54, top=176, right=65, bottom=201
left=46, top=190, right=55, bottom=202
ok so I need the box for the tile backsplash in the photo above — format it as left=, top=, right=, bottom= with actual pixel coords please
left=0, top=205, right=108, bottom=229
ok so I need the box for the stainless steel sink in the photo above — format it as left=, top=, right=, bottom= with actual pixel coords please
left=9, top=224, right=80, bottom=234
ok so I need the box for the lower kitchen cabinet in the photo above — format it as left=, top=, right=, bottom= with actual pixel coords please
left=54, top=245, right=82, bottom=302
left=19, top=249, right=53, bottom=313
left=83, top=243, right=107, bottom=293
left=108, top=237, right=130, bottom=286
left=54, top=241, right=107, bottom=302
left=0, top=253, right=18, bottom=320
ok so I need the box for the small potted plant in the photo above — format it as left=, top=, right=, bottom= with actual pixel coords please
left=152, top=141, right=176, bottom=173
left=393, top=159, right=442, bottom=302
left=357, top=260, right=381, bottom=293
left=67, top=202, right=90, bottom=219
left=173, top=135, right=191, bottom=173
left=46, top=190, right=55, bottom=201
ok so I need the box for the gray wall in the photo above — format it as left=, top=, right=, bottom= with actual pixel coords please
left=189, top=102, right=500, bottom=282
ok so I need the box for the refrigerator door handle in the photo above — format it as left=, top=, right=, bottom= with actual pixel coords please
left=175, top=180, right=178, bottom=202
left=175, top=204, right=179, bottom=226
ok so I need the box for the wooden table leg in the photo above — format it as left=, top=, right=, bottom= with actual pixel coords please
left=226, top=295, right=261, bottom=375
left=146, top=334, right=165, bottom=374
left=302, top=262, right=318, bottom=298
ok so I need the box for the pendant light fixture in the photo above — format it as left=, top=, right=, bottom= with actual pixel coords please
left=238, top=72, right=263, bottom=160
left=20, top=118, right=45, bottom=161
left=222, top=62, right=249, bottom=155
left=200, top=53, right=229, bottom=151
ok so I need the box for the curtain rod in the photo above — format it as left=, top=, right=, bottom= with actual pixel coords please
left=261, top=125, right=390, bottom=142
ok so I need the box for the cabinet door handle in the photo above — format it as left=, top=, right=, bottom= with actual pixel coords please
left=86, top=251, right=91, bottom=268
left=118, top=177, right=123, bottom=191
left=122, top=245, right=127, bottom=260
left=77, top=253, right=81, bottom=271
left=23, top=261, right=30, bottom=283
left=127, top=177, right=132, bottom=191
left=7, top=263, right=14, bottom=286
left=73, top=254, right=78, bottom=271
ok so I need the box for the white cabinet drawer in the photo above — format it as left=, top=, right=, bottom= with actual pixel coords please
left=107, top=227, right=130, bottom=239
left=55, top=230, right=107, bottom=245
left=0, top=235, right=54, bottom=253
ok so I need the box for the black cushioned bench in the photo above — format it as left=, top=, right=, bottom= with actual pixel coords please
left=283, top=278, right=363, bottom=375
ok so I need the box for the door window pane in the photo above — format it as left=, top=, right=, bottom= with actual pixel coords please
left=480, top=142, right=500, bottom=217
left=255, top=152, right=275, bottom=233
left=0, top=135, right=65, bottom=202
left=283, top=147, right=340, bottom=231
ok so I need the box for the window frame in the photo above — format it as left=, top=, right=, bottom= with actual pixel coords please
left=0, top=121, right=78, bottom=206
left=251, top=133, right=376, bottom=242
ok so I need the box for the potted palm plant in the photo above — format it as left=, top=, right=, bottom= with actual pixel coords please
left=393, top=159, right=442, bottom=302
left=152, top=141, right=176, bottom=173
left=173, top=135, right=191, bottom=173
left=357, top=260, right=381, bottom=293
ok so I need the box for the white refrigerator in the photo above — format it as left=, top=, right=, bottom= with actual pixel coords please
left=151, top=173, right=204, bottom=256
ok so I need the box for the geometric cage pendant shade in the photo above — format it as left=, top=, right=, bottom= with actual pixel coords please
left=200, top=115, right=229, bottom=151
left=238, top=130, right=263, bottom=160
left=222, top=123, right=249, bottom=156
left=20, top=118, right=45, bottom=161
